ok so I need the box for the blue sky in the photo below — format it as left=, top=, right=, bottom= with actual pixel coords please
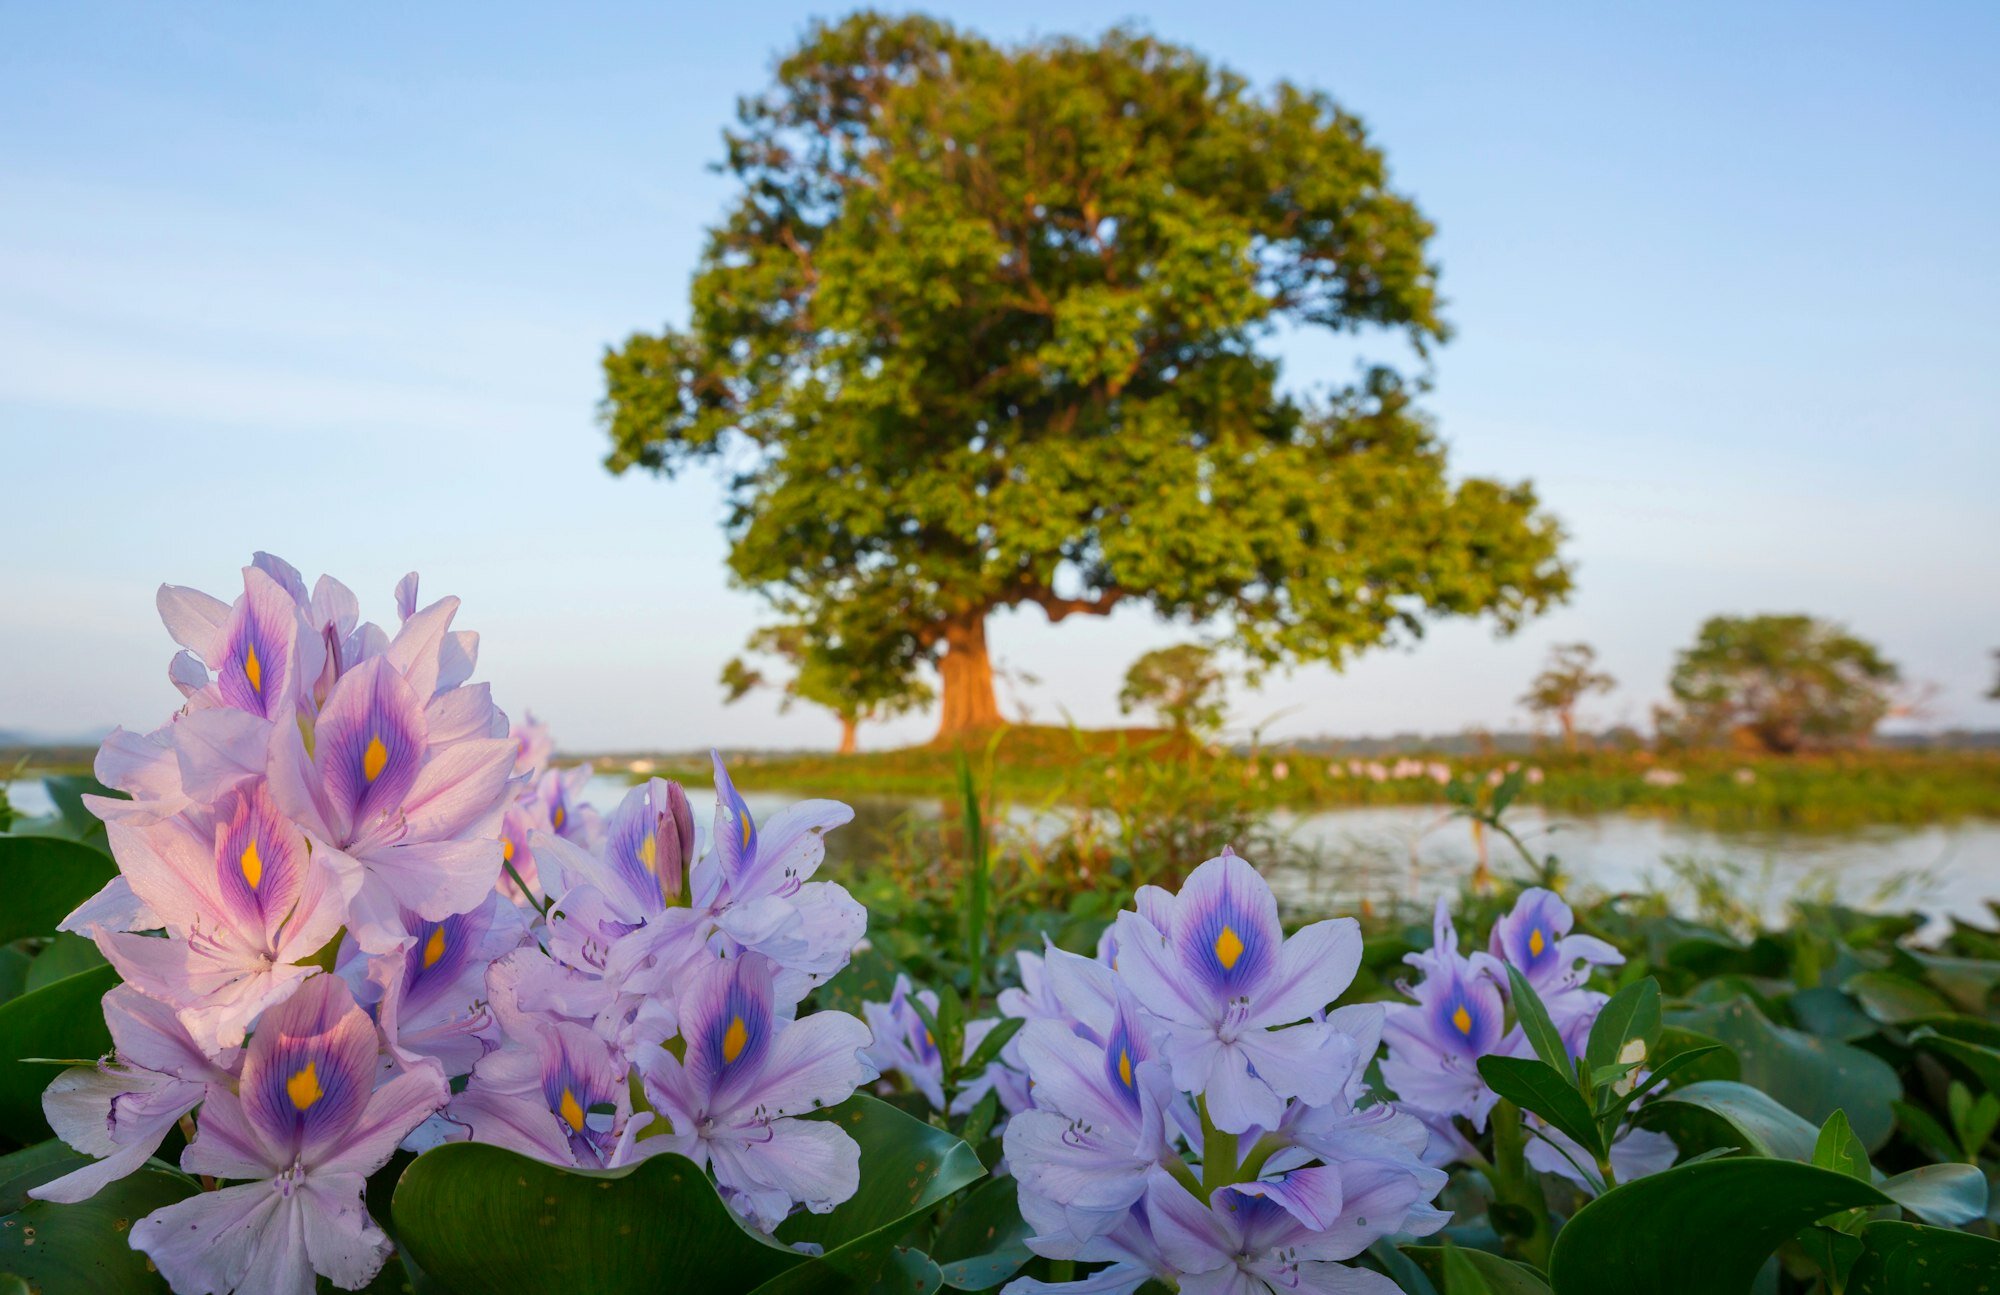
left=3, top=2, right=1996, bottom=751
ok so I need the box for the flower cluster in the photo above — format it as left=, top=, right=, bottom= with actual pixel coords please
left=1381, top=888, right=1676, bottom=1187
left=996, top=849, right=1449, bottom=1295
left=32, top=556, right=879, bottom=1295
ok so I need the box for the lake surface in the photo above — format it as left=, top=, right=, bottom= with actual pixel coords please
left=13, top=773, right=1997, bottom=927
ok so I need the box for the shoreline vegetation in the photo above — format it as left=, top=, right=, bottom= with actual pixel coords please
left=573, top=726, right=2000, bottom=831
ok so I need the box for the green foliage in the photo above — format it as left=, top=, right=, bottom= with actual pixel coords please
left=1660, top=614, right=1901, bottom=754
left=723, top=620, right=934, bottom=746
left=0, top=1139, right=196, bottom=1293
left=1116, top=644, right=1227, bottom=737
left=0, top=964, right=117, bottom=1146
left=1518, top=641, right=1615, bottom=748
left=602, top=12, right=1570, bottom=722
left=0, top=835, right=116, bottom=947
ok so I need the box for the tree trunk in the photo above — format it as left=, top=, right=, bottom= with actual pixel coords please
left=837, top=716, right=859, bottom=755
left=1559, top=710, right=1576, bottom=753
left=934, top=612, right=1002, bottom=739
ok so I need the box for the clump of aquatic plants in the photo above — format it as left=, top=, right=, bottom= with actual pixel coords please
left=0, top=555, right=1996, bottom=1294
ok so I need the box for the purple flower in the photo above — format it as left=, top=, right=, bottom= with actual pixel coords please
left=1489, top=887, right=1622, bottom=1052
left=532, top=763, right=602, bottom=848
left=640, top=952, right=875, bottom=1230
left=129, top=976, right=446, bottom=1295
left=361, top=892, right=529, bottom=1078
left=89, top=779, right=347, bottom=1053
left=1381, top=899, right=1514, bottom=1132
left=1526, top=1117, right=1678, bottom=1195
left=32, top=986, right=239, bottom=1205
left=1110, top=850, right=1362, bottom=1133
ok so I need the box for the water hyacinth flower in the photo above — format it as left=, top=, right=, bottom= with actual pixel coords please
left=860, top=974, right=1031, bottom=1117
left=639, top=952, right=875, bottom=1230
left=1488, top=886, right=1621, bottom=1050
left=90, top=779, right=347, bottom=1053
left=1110, top=849, right=1362, bottom=1133
left=360, top=891, right=529, bottom=1078
left=32, top=987, right=240, bottom=1205
left=129, top=976, right=446, bottom=1295
left=1380, top=898, right=1513, bottom=1133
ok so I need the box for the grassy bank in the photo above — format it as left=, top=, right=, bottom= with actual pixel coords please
left=614, top=725, right=2000, bottom=829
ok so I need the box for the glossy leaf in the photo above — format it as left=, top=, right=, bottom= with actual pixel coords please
left=1811, top=1110, right=1870, bottom=1182
left=1637, top=1080, right=1821, bottom=1162
left=1675, top=997, right=1899, bottom=1150
left=1841, top=971, right=1950, bottom=1025
left=1909, top=1027, right=2000, bottom=1095
left=24, top=933, right=107, bottom=994
left=1584, top=977, right=1660, bottom=1074
left=0, top=1139, right=195, bottom=1294
left=0, top=835, right=116, bottom=946
left=1477, top=1057, right=1601, bottom=1160
left=1503, top=965, right=1573, bottom=1080
left=1403, top=1244, right=1553, bottom=1295
left=1547, top=1156, right=1888, bottom=1295
left=0, top=964, right=117, bottom=1144
left=930, top=1176, right=1031, bottom=1291
left=1845, top=1219, right=2000, bottom=1293
left=1876, top=1162, right=1988, bottom=1227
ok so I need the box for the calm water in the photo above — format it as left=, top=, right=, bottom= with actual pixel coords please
left=13, top=774, right=1997, bottom=927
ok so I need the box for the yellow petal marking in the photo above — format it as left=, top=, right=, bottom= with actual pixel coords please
left=362, top=735, right=388, bottom=783
left=287, top=1061, right=323, bottom=1111
left=1529, top=928, right=1546, bottom=958
left=423, top=926, right=447, bottom=969
left=1118, top=1048, right=1133, bottom=1089
left=502, top=837, right=516, bottom=863
left=722, top=1015, right=749, bottom=1064
left=1452, top=1005, right=1473, bottom=1035
left=1214, top=925, right=1245, bottom=971
left=244, top=643, right=263, bottom=694
left=638, top=833, right=658, bottom=874
left=553, top=805, right=566, bottom=830
left=558, top=1087, right=585, bottom=1132
left=739, top=814, right=751, bottom=850
left=240, top=839, right=263, bottom=889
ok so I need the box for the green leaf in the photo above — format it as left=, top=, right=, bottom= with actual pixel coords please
left=1811, top=1109, right=1870, bottom=1182
left=0, top=835, right=116, bottom=946
left=394, top=1094, right=980, bottom=1295
left=1845, top=1219, right=2000, bottom=1293
left=1585, top=977, right=1660, bottom=1074
left=931, top=1176, right=1032, bottom=1291
left=1875, top=1162, right=1988, bottom=1227
left=41, top=775, right=120, bottom=845
left=813, top=946, right=904, bottom=1017
left=759, top=1094, right=985, bottom=1293
left=1546, top=1156, right=1888, bottom=1295
left=1402, top=1244, right=1552, bottom=1295
left=1440, top=1240, right=1495, bottom=1295
left=1909, top=1027, right=2000, bottom=1095
left=1637, top=1080, right=1822, bottom=1162
left=869, top=1247, right=941, bottom=1295
left=1502, top=964, right=1573, bottom=1080
left=1652, top=1025, right=1739, bottom=1083
left=1675, top=997, right=1900, bottom=1150
left=0, top=964, right=117, bottom=1144
left=1841, top=971, right=1951, bottom=1025
left=1889, top=1100, right=1957, bottom=1162
left=1476, top=1057, right=1601, bottom=1161
left=24, top=933, right=107, bottom=993
left=1902, top=951, right=2000, bottom=1014
left=0, top=1140, right=196, bottom=1293
left=962, top=1016, right=1023, bottom=1075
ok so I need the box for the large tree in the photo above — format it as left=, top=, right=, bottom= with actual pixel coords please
left=1520, top=641, right=1616, bottom=751
left=1661, top=614, right=1900, bottom=754
left=721, top=622, right=932, bottom=753
left=602, top=13, right=1571, bottom=737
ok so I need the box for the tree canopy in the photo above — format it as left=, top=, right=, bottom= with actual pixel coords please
left=721, top=622, right=933, bottom=753
left=602, top=12, right=1572, bottom=735
left=1661, top=615, right=1900, bottom=754
left=1119, top=644, right=1228, bottom=737
left=1520, top=641, right=1616, bottom=750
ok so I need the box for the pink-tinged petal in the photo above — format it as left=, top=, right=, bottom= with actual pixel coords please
left=709, top=753, right=758, bottom=881
left=170, top=650, right=209, bottom=696
left=685, top=956, right=777, bottom=1111
left=1004, top=1107, right=1155, bottom=1216
left=1109, top=910, right=1209, bottom=1028
left=312, top=657, right=428, bottom=840
left=58, top=874, right=159, bottom=935
left=1171, top=852, right=1280, bottom=1001
left=216, top=565, right=310, bottom=721
left=725, top=1009, right=873, bottom=1122
left=1041, top=945, right=1118, bottom=1039
left=1247, top=918, right=1362, bottom=1028
left=250, top=551, right=309, bottom=604
left=32, top=1068, right=202, bottom=1203
left=240, top=975, right=378, bottom=1162
left=316, top=1067, right=448, bottom=1177
left=298, top=1171, right=393, bottom=1290
left=157, top=582, right=232, bottom=659
left=1016, top=1021, right=1131, bottom=1129
left=386, top=595, right=458, bottom=700
left=766, top=881, right=867, bottom=979
left=105, top=813, right=228, bottom=934
left=1003, top=1265, right=1157, bottom=1295
left=182, top=1088, right=284, bottom=1180
left=437, top=630, right=479, bottom=692
left=393, top=573, right=420, bottom=622
left=708, top=1116, right=859, bottom=1224
left=598, top=779, right=695, bottom=917
left=93, top=726, right=183, bottom=803
left=1305, top=1158, right=1450, bottom=1260
left=267, top=723, right=339, bottom=842
left=308, top=575, right=360, bottom=642
left=105, top=984, right=237, bottom=1080
left=446, top=1082, right=579, bottom=1165
left=736, top=797, right=853, bottom=894
left=1194, top=1042, right=1283, bottom=1136
left=424, top=682, right=504, bottom=746
left=1288, top=1265, right=1409, bottom=1295
left=172, top=707, right=270, bottom=802
left=95, top=929, right=198, bottom=1005
left=346, top=839, right=503, bottom=953
left=130, top=1179, right=295, bottom=1295
left=397, top=737, right=515, bottom=844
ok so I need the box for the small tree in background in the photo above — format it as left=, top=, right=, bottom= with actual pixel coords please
left=601, top=13, right=1572, bottom=740
left=1661, top=614, right=1900, bottom=754
left=1519, top=641, right=1616, bottom=751
left=1118, top=644, right=1228, bottom=739
left=721, top=623, right=934, bottom=754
